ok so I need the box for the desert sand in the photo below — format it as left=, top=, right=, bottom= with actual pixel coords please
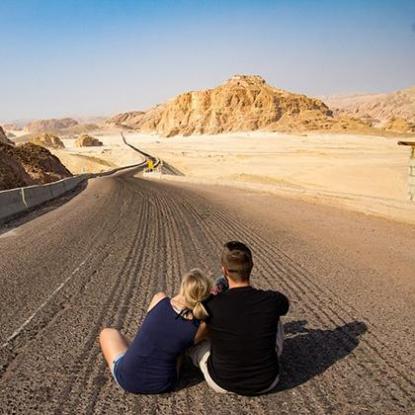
left=7, top=124, right=414, bottom=224
left=49, top=132, right=145, bottom=174
left=118, top=131, right=415, bottom=224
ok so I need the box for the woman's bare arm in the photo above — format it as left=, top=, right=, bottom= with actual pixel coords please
left=147, top=292, right=167, bottom=312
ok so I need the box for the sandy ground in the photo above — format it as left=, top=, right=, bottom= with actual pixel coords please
left=12, top=128, right=415, bottom=223
left=118, top=130, right=415, bottom=224
left=50, top=133, right=145, bottom=174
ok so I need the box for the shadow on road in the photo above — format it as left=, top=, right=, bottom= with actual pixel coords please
left=177, top=319, right=367, bottom=393
left=160, top=161, right=185, bottom=176
left=275, top=319, right=367, bottom=392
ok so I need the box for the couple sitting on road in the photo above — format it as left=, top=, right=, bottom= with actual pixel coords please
left=100, top=241, right=289, bottom=396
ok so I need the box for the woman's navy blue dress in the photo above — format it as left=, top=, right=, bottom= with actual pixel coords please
left=114, top=297, right=199, bottom=394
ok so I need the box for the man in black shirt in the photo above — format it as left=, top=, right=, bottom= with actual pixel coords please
left=188, top=241, right=289, bottom=395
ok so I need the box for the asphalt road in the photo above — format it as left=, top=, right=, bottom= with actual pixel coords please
left=0, top=169, right=414, bottom=415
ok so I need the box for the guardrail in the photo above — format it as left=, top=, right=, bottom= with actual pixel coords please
left=0, top=161, right=147, bottom=225
left=121, top=133, right=161, bottom=169
left=0, top=135, right=162, bottom=225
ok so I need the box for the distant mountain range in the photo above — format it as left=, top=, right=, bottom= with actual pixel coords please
left=3, top=77, right=415, bottom=137
left=323, top=86, right=415, bottom=133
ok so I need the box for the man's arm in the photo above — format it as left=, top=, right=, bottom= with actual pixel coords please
left=275, top=291, right=289, bottom=316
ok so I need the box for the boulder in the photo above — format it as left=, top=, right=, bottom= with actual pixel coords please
left=30, top=133, right=65, bottom=149
left=74, top=134, right=103, bottom=147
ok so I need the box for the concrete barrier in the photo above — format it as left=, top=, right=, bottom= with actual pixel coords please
left=0, top=175, right=88, bottom=224
left=0, top=161, right=147, bottom=225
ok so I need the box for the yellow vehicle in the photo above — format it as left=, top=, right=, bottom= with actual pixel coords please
left=145, top=159, right=154, bottom=172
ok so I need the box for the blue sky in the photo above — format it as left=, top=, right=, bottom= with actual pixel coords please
left=1, top=0, right=414, bottom=121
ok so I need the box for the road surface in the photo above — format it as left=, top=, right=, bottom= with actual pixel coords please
left=0, top=168, right=414, bottom=414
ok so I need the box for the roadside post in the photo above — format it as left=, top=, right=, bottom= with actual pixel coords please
left=158, top=160, right=163, bottom=179
left=398, top=141, right=415, bottom=201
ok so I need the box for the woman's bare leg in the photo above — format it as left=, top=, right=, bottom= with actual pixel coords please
left=99, top=328, right=129, bottom=368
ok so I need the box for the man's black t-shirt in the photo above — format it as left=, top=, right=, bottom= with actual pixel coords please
left=204, top=286, right=289, bottom=395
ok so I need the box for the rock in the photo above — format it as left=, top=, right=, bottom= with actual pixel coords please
left=74, top=134, right=103, bottom=147
left=0, top=126, right=13, bottom=145
left=30, top=133, right=65, bottom=149
left=0, top=142, right=72, bottom=190
left=0, top=143, right=34, bottom=189
left=383, top=117, right=415, bottom=133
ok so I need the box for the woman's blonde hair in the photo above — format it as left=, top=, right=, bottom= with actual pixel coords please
left=179, top=268, right=212, bottom=320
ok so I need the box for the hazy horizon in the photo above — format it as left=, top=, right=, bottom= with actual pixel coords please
left=1, top=0, right=414, bottom=122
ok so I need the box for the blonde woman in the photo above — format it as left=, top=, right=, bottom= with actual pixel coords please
left=99, top=269, right=212, bottom=394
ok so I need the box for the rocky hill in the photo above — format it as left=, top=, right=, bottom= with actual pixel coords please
left=106, top=111, right=145, bottom=128
left=324, top=86, right=415, bottom=133
left=74, top=134, right=103, bottom=147
left=0, top=142, right=72, bottom=191
left=108, top=75, right=370, bottom=136
left=0, top=126, right=13, bottom=145
left=30, top=133, right=65, bottom=149
left=3, top=123, right=22, bottom=131
left=25, top=117, right=79, bottom=133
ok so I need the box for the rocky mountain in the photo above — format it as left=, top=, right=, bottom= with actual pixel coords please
left=3, top=123, right=22, bottom=131
left=25, top=117, right=79, bottom=133
left=74, top=134, right=103, bottom=147
left=106, top=111, right=145, bottom=128
left=108, top=75, right=370, bottom=137
left=30, top=133, right=65, bottom=149
left=323, top=86, right=415, bottom=133
left=0, top=142, right=72, bottom=191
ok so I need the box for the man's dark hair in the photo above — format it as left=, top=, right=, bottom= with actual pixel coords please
left=221, top=241, right=253, bottom=281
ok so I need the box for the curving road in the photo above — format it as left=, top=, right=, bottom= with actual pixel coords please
left=0, top=167, right=414, bottom=414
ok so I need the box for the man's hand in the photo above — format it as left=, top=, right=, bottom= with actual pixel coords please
left=211, top=276, right=229, bottom=295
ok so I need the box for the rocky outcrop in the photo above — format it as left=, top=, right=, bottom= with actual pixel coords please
left=25, top=117, right=79, bottom=133
left=108, top=75, right=370, bottom=136
left=383, top=117, right=415, bottom=133
left=106, top=111, right=145, bottom=128
left=0, top=126, right=13, bottom=145
left=30, top=133, right=65, bottom=149
left=74, top=134, right=103, bottom=147
left=0, top=142, right=72, bottom=190
left=0, top=143, right=34, bottom=189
